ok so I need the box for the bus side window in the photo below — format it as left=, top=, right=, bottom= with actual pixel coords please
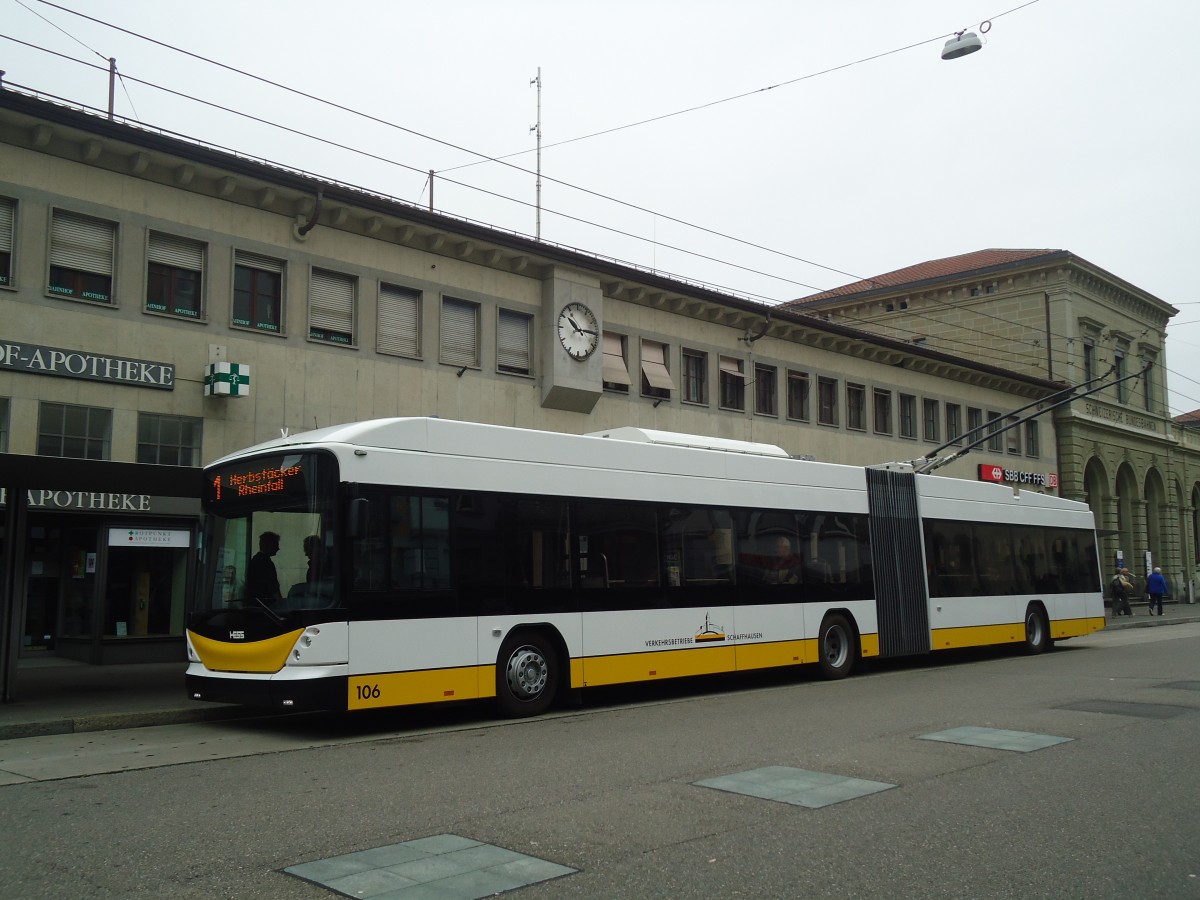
left=576, top=500, right=659, bottom=588
left=662, top=506, right=734, bottom=587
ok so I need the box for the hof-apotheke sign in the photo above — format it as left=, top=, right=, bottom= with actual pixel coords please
left=0, top=339, right=174, bottom=390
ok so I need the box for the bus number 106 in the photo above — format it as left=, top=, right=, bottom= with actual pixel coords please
left=355, top=684, right=381, bottom=700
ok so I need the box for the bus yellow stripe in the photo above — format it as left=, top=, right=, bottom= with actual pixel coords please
left=1052, top=616, right=1106, bottom=639
left=931, top=623, right=1024, bottom=649
left=188, top=628, right=302, bottom=673
left=583, top=645, right=736, bottom=686
left=933, top=616, right=1106, bottom=650
left=735, top=639, right=813, bottom=670
left=348, top=665, right=495, bottom=710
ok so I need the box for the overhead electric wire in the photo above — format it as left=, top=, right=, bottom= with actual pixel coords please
left=22, top=0, right=1036, bottom=293
left=17, top=0, right=1191, bottom=408
left=8, top=10, right=1148, bottom=379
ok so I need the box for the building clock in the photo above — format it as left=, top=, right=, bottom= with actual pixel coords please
left=556, top=302, right=599, bottom=360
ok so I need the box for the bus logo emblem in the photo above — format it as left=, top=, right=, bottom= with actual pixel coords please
left=229, top=630, right=245, bottom=640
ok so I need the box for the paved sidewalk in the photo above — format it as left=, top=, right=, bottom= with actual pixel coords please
left=2, top=603, right=1198, bottom=740
left=0, top=658, right=256, bottom=740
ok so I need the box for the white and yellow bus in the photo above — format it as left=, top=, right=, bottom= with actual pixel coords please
left=186, top=418, right=1104, bottom=717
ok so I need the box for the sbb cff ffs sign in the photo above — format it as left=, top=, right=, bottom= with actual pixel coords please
left=978, top=464, right=1058, bottom=489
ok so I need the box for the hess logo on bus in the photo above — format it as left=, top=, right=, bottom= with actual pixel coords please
left=229, top=630, right=245, bottom=640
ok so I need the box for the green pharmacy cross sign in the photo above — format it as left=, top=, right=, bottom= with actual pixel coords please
left=204, top=362, right=251, bottom=397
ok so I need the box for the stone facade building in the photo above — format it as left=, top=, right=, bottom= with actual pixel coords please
left=0, top=86, right=1172, bottom=667
left=788, top=249, right=1197, bottom=600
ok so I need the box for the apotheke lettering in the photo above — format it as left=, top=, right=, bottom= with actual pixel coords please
left=0, top=489, right=151, bottom=511
left=0, top=340, right=174, bottom=390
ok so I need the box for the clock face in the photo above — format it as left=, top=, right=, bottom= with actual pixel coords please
left=556, top=302, right=599, bottom=360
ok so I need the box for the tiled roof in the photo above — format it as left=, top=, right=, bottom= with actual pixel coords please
left=1174, top=410, right=1200, bottom=427
left=789, top=249, right=1065, bottom=305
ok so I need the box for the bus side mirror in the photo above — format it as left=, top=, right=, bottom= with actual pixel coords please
left=347, top=498, right=369, bottom=539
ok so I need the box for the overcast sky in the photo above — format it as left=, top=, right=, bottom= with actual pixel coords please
left=5, top=0, right=1199, bottom=412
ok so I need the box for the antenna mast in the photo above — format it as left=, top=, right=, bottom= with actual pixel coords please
left=530, top=67, right=542, bottom=240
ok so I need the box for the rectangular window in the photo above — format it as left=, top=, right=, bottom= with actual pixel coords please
left=987, top=411, right=1002, bottom=451
left=309, top=268, right=355, bottom=345
left=577, top=500, right=660, bottom=590
left=1083, top=341, right=1095, bottom=384
left=787, top=370, right=810, bottom=421
left=718, top=356, right=745, bottom=410
left=682, top=349, right=707, bottom=405
left=754, top=364, right=778, bottom=416
left=37, top=402, right=111, bottom=459
left=49, top=209, right=115, bottom=303
left=455, top=495, right=572, bottom=602
left=0, top=396, right=9, bottom=451
left=818, top=377, right=838, bottom=426
left=136, top=413, right=202, bottom=465
left=1114, top=351, right=1127, bottom=402
left=1143, top=364, right=1152, bottom=410
left=497, top=308, right=533, bottom=375
left=146, top=231, right=204, bottom=319
left=1026, top=420, right=1040, bottom=457
left=353, top=492, right=453, bottom=600
left=968, top=407, right=983, bottom=445
left=440, top=296, right=480, bottom=368
left=847, top=383, right=865, bottom=431
left=602, top=332, right=631, bottom=392
left=640, top=339, right=673, bottom=399
left=873, top=388, right=892, bottom=435
left=923, top=399, right=939, bottom=442
left=233, top=251, right=283, bottom=333
left=1006, top=415, right=1022, bottom=455
left=378, top=283, right=421, bottom=358
left=0, top=196, right=14, bottom=287
left=899, top=393, right=916, bottom=438
left=946, top=403, right=962, bottom=445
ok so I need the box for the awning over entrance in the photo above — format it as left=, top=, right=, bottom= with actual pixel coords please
left=1, top=452, right=204, bottom=701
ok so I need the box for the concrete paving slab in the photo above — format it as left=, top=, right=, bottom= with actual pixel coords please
left=284, top=834, right=575, bottom=899
left=917, top=726, right=1072, bottom=752
left=694, top=765, right=897, bottom=809
left=1057, top=699, right=1194, bottom=719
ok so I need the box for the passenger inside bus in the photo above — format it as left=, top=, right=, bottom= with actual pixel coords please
left=763, top=535, right=802, bottom=585
left=245, top=531, right=282, bottom=603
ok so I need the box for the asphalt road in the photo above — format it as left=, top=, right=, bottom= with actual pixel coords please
left=1, top=624, right=1198, bottom=899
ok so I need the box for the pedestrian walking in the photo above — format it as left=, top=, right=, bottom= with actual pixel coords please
left=1110, top=568, right=1134, bottom=617
left=1146, top=566, right=1169, bottom=616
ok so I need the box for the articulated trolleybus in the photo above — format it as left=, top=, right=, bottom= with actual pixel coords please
left=187, top=418, right=1104, bottom=717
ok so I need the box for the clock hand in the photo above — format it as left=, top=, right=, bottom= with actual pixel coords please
left=567, top=314, right=583, bottom=333
left=579, top=328, right=598, bottom=336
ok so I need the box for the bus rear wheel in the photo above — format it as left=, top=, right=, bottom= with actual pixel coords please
left=1023, top=605, right=1050, bottom=655
left=818, top=614, right=856, bottom=679
left=496, top=632, right=559, bottom=717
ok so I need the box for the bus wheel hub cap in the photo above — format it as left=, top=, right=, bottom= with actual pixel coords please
left=507, top=648, right=547, bottom=698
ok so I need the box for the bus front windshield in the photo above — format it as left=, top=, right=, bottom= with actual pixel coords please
left=196, top=451, right=339, bottom=619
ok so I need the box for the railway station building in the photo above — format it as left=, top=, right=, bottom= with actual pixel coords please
left=0, top=85, right=1191, bottom=677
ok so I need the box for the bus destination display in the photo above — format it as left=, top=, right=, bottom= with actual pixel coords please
left=209, top=458, right=305, bottom=505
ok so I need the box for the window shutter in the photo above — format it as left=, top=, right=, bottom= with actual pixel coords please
left=719, top=356, right=745, bottom=379
left=234, top=250, right=284, bottom=274
left=148, top=231, right=204, bottom=271
left=440, top=297, right=479, bottom=367
left=310, top=269, right=355, bottom=338
left=497, top=309, right=531, bottom=373
left=640, top=340, right=673, bottom=391
left=378, top=284, right=421, bottom=357
left=602, top=332, right=632, bottom=385
left=50, top=210, right=115, bottom=275
left=0, top=198, right=13, bottom=253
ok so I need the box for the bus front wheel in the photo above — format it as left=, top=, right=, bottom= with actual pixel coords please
left=496, top=632, right=559, bottom=717
left=818, top=614, right=857, bottom=679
